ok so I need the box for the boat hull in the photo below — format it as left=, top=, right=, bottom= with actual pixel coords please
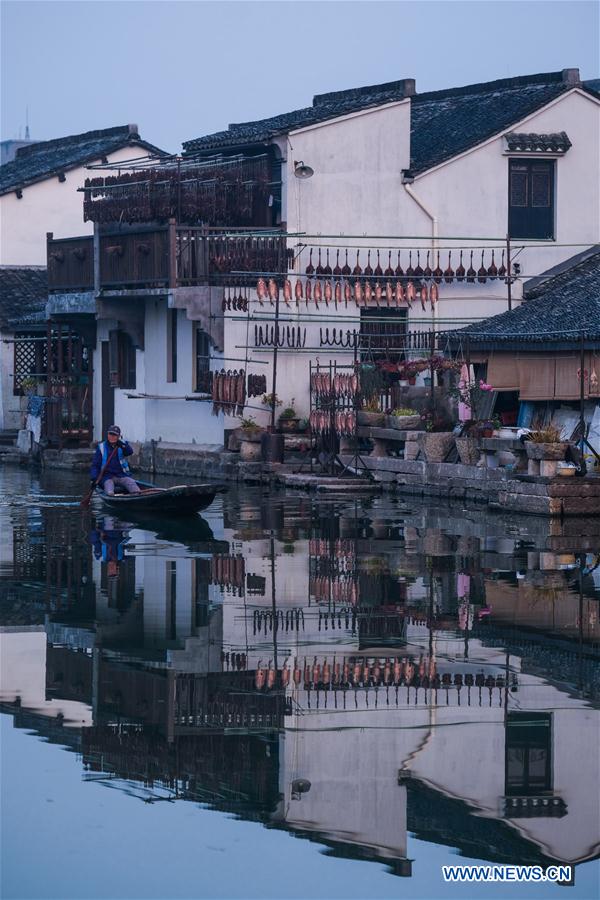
left=96, top=481, right=227, bottom=515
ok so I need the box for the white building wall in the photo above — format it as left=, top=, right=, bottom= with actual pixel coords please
left=0, top=146, right=154, bottom=266
left=93, top=298, right=224, bottom=445
left=224, top=89, right=600, bottom=421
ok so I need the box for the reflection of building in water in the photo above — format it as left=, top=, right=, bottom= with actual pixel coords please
left=2, top=491, right=599, bottom=879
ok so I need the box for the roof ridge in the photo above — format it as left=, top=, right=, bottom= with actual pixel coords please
left=15, top=125, right=137, bottom=159
left=314, top=78, right=415, bottom=106
left=413, top=70, right=575, bottom=104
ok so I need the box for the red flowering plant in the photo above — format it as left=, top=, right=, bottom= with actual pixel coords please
left=449, top=378, right=497, bottom=431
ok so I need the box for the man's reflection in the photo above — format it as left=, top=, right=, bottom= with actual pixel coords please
left=88, top=517, right=131, bottom=605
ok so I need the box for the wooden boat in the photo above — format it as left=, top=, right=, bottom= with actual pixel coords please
left=96, top=480, right=228, bottom=515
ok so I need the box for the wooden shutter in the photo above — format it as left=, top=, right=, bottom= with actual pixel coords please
left=509, top=160, right=554, bottom=239
left=108, top=330, right=120, bottom=387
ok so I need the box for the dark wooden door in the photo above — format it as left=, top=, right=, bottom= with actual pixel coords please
left=101, top=341, right=114, bottom=437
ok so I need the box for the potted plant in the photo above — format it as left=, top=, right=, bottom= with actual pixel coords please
left=236, top=416, right=264, bottom=461
left=387, top=407, right=421, bottom=430
left=417, top=408, right=455, bottom=462
left=525, top=426, right=569, bottom=461
left=357, top=397, right=386, bottom=427
left=278, top=398, right=300, bottom=433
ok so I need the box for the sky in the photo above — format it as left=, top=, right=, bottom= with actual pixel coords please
left=1, top=0, right=599, bottom=154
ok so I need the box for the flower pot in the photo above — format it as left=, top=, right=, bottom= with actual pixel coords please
left=398, top=380, right=409, bottom=387
left=525, top=442, right=568, bottom=461
left=386, top=414, right=421, bottom=431
left=357, top=411, right=386, bottom=427
left=408, top=377, right=416, bottom=386
left=240, top=439, right=262, bottom=462
left=418, top=432, right=455, bottom=462
left=455, top=436, right=480, bottom=466
left=238, top=428, right=263, bottom=444
left=278, top=417, right=300, bottom=433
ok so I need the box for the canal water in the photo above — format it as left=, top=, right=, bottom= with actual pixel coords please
left=1, top=466, right=599, bottom=900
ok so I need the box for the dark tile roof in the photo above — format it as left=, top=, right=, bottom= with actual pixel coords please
left=183, top=70, right=593, bottom=174
left=504, top=131, right=571, bottom=153
left=0, top=266, right=47, bottom=329
left=449, top=246, right=600, bottom=346
left=183, top=78, right=416, bottom=155
left=0, top=125, right=165, bottom=196
left=584, top=78, right=600, bottom=95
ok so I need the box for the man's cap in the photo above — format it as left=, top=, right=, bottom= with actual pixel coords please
left=107, top=425, right=121, bottom=436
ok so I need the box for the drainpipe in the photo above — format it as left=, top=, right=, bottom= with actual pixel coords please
left=402, top=177, right=439, bottom=334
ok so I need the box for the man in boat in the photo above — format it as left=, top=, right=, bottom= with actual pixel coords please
left=90, top=425, right=141, bottom=496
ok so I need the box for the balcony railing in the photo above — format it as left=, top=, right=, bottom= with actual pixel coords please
left=47, top=225, right=290, bottom=293
left=47, top=234, right=94, bottom=292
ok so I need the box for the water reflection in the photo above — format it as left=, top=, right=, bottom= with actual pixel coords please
left=1, top=468, right=599, bottom=891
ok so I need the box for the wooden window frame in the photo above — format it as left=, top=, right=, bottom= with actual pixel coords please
left=192, top=325, right=211, bottom=392
left=167, top=307, right=178, bottom=383
left=108, top=330, right=136, bottom=390
left=508, top=159, right=556, bottom=240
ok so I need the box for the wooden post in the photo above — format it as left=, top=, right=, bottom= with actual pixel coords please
left=93, top=224, right=101, bottom=294
left=168, top=218, right=177, bottom=289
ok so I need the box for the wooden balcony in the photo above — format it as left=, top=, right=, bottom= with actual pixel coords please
left=47, top=225, right=290, bottom=293
left=47, top=234, right=94, bottom=292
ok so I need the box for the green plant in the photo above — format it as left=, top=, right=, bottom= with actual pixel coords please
left=262, top=393, right=282, bottom=408
left=449, top=378, right=494, bottom=423
left=240, top=416, right=261, bottom=431
left=391, top=407, right=418, bottom=417
left=529, top=425, right=565, bottom=444
left=19, top=376, right=38, bottom=393
left=362, top=397, right=381, bottom=412
left=279, top=398, right=297, bottom=419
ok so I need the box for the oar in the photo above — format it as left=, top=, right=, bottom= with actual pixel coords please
left=80, top=445, right=119, bottom=509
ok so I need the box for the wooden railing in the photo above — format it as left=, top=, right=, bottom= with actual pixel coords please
left=48, top=225, right=289, bottom=292
left=46, top=234, right=94, bottom=291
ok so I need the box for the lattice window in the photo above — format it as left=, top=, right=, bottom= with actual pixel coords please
left=13, top=332, right=47, bottom=395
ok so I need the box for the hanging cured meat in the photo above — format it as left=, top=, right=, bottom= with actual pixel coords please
left=414, top=251, right=424, bottom=279
left=323, top=248, right=332, bottom=277
left=424, top=250, right=432, bottom=279
left=433, top=251, right=443, bottom=284
left=406, top=251, right=414, bottom=278
left=374, top=250, right=383, bottom=278
left=405, top=281, right=415, bottom=307
left=305, top=249, right=314, bottom=277
left=341, top=249, right=351, bottom=277
left=395, top=280, right=405, bottom=306
left=354, top=280, right=363, bottom=306
left=466, top=251, right=476, bottom=283
left=295, top=279, right=303, bottom=306
left=487, top=249, right=498, bottom=280
left=364, top=281, right=372, bottom=306
left=498, top=250, right=507, bottom=280
left=256, top=277, right=267, bottom=305
left=384, top=251, right=394, bottom=277
left=420, top=284, right=428, bottom=310
left=324, top=280, right=332, bottom=306
left=333, top=250, right=342, bottom=280
left=344, top=281, right=351, bottom=307
left=334, top=281, right=342, bottom=307
left=385, top=280, right=393, bottom=307
left=395, top=251, right=404, bottom=278
left=444, top=252, right=454, bottom=283
left=315, top=248, right=324, bottom=276
left=283, top=279, right=292, bottom=306
left=456, top=250, right=465, bottom=282
left=429, top=282, right=439, bottom=308
left=268, top=278, right=278, bottom=303
left=477, top=251, right=487, bottom=283
left=352, top=250, right=362, bottom=276
left=364, top=250, right=374, bottom=282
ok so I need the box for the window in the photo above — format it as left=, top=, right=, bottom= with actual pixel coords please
left=508, top=160, right=555, bottom=239
left=167, top=308, right=178, bottom=383
left=505, top=713, right=552, bottom=796
left=193, top=326, right=211, bottom=392
left=13, top=331, right=47, bottom=395
left=108, top=330, right=136, bottom=389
